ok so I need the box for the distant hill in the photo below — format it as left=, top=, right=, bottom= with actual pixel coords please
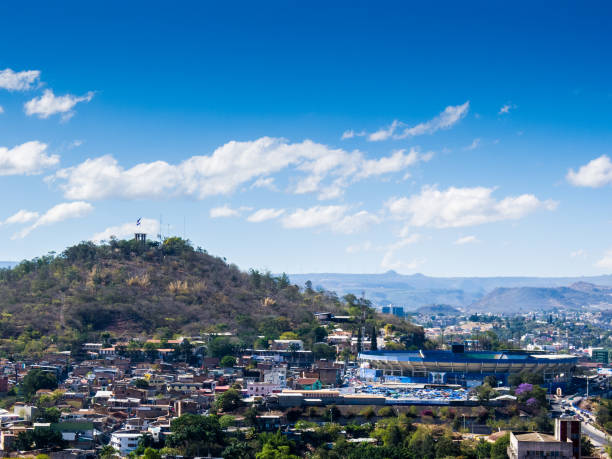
left=414, top=304, right=461, bottom=316
left=0, top=261, right=17, bottom=269
left=469, top=283, right=612, bottom=313
left=289, top=271, right=612, bottom=310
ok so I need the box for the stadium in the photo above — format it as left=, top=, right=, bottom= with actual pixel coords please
left=358, top=347, right=578, bottom=388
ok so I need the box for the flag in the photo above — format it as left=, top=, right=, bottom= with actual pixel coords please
left=136, top=218, right=141, bottom=226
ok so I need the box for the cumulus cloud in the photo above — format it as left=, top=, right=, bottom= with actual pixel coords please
left=2, top=209, right=39, bottom=225
left=454, top=235, right=479, bottom=245
left=281, top=205, right=380, bottom=234
left=0, top=68, right=40, bottom=91
left=570, top=249, right=586, bottom=258
left=24, top=89, right=94, bottom=120
left=13, top=201, right=93, bottom=239
left=0, top=106, right=4, bottom=114
left=595, top=250, right=612, bottom=269
left=51, top=137, right=431, bottom=201
left=92, top=218, right=160, bottom=242
left=368, top=102, right=469, bottom=141
left=247, top=208, right=285, bottom=223
left=386, top=185, right=557, bottom=228
left=566, top=155, right=612, bottom=188
left=210, top=205, right=242, bottom=218
left=0, top=141, right=59, bottom=175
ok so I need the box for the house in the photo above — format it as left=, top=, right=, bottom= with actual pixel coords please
left=246, top=382, right=280, bottom=397
left=295, top=378, right=321, bottom=390
left=263, top=367, right=287, bottom=387
left=110, top=430, right=143, bottom=455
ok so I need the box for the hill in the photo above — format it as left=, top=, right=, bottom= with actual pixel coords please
left=469, top=283, right=612, bottom=313
left=0, top=238, right=354, bottom=357
left=414, top=304, right=461, bottom=316
left=288, top=271, right=612, bottom=309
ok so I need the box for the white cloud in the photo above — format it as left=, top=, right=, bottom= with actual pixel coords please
left=368, top=120, right=400, bottom=141
left=281, top=205, right=379, bottom=234
left=0, top=141, right=59, bottom=175
left=596, top=250, right=612, bottom=269
left=51, top=137, right=431, bottom=201
left=570, top=249, right=586, bottom=258
left=463, top=138, right=481, bottom=151
left=368, top=102, right=469, bottom=141
left=567, top=155, right=612, bottom=188
left=2, top=209, right=39, bottom=225
left=386, top=185, right=557, bottom=228
left=0, top=106, right=4, bottom=114
left=24, top=89, right=94, bottom=120
left=0, top=69, right=40, bottom=91
left=210, top=205, right=242, bottom=218
left=454, top=235, right=479, bottom=245
left=341, top=129, right=366, bottom=140
left=251, top=177, right=277, bottom=190
left=499, top=103, right=516, bottom=114
left=247, top=208, right=285, bottom=223
left=356, top=148, right=433, bottom=179
left=92, top=218, right=160, bottom=242
left=13, top=201, right=93, bottom=239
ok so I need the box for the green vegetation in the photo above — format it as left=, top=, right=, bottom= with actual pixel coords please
left=20, top=369, right=57, bottom=400
left=0, top=238, right=349, bottom=358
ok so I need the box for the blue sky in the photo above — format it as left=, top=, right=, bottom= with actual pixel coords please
left=0, top=1, right=612, bottom=276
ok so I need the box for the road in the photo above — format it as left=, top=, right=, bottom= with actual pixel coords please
left=555, top=394, right=611, bottom=457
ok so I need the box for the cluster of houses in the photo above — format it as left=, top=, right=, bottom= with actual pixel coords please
left=0, top=336, right=348, bottom=457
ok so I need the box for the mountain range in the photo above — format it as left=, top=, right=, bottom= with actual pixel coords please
left=288, top=271, right=612, bottom=313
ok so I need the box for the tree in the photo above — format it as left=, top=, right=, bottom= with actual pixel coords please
left=312, top=343, right=336, bottom=361
left=220, top=355, right=237, bottom=367
left=215, top=388, right=243, bottom=412
left=15, top=427, right=65, bottom=451
left=222, top=440, right=255, bottom=459
left=142, top=447, right=161, bottom=459
left=490, top=432, right=510, bottom=459
left=256, top=431, right=298, bottom=459
left=581, top=436, right=595, bottom=457
left=435, top=432, right=460, bottom=458
left=279, top=331, right=299, bottom=340
left=477, top=383, right=494, bottom=402
left=20, top=369, right=57, bottom=399
left=134, top=378, right=150, bottom=389
left=99, top=445, right=119, bottom=459
left=370, top=325, right=378, bottom=351
left=41, top=406, right=61, bottom=423
left=166, top=414, right=224, bottom=456
left=407, top=426, right=435, bottom=459
left=208, top=337, right=236, bottom=358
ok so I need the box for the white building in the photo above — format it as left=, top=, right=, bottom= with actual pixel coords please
left=110, top=430, right=142, bottom=455
left=264, top=367, right=287, bottom=387
left=246, top=382, right=280, bottom=397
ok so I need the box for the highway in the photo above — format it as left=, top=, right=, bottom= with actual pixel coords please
left=554, top=394, right=611, bottom=457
